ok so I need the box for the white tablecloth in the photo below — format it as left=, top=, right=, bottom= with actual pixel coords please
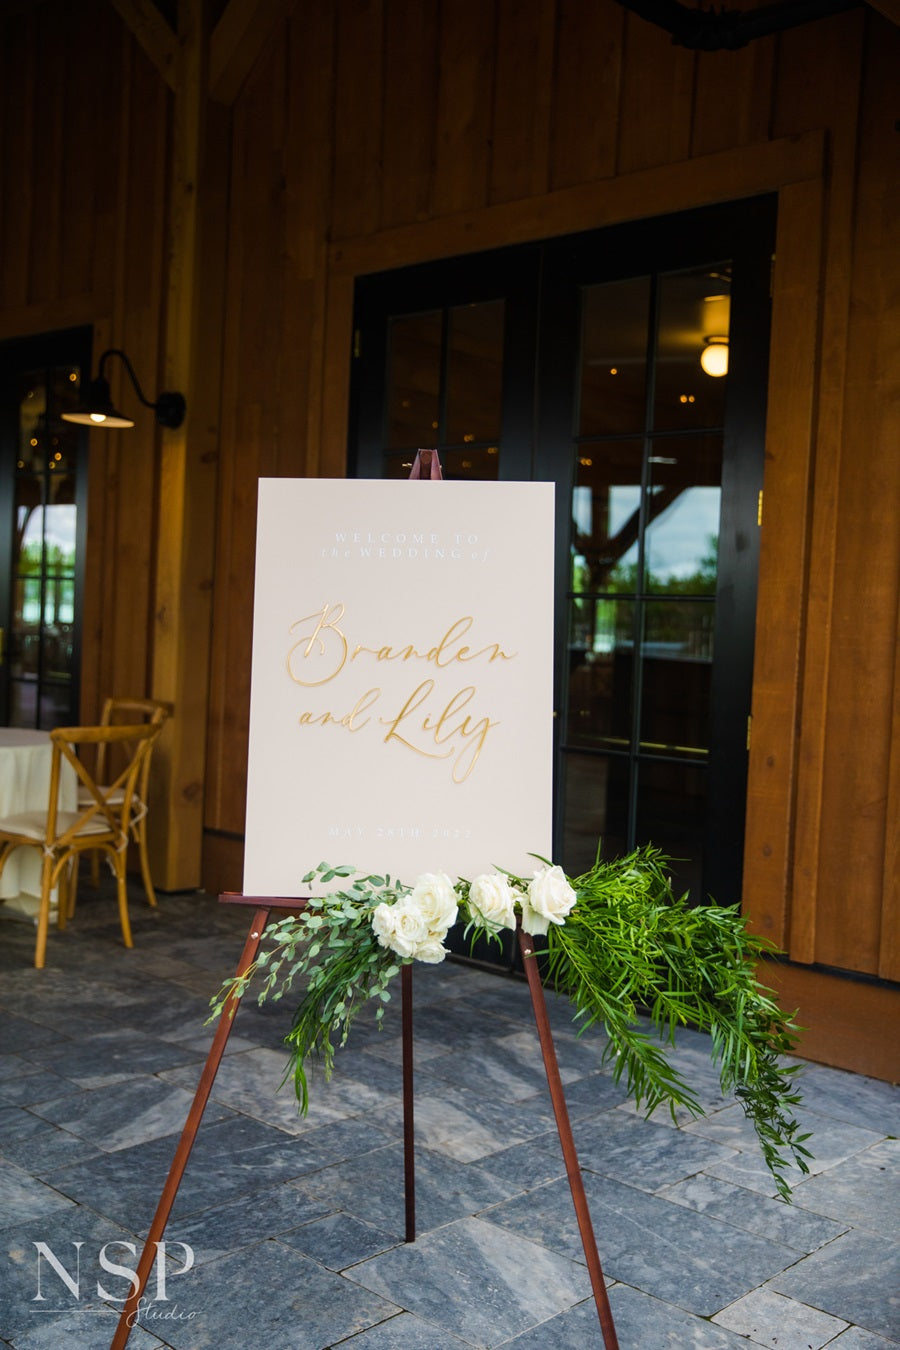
left=0, top=729, right=78, bottom=905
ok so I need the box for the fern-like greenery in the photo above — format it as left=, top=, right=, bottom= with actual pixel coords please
left=208, top=849, right=812, bottom=1199
left=536, top=846, right=812, bottom=1199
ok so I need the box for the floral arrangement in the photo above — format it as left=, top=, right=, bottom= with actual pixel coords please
left=208, top=846, right=811, bottom=1199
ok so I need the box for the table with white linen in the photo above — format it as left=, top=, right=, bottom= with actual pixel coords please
left=0, top=728, right=78, bottom=915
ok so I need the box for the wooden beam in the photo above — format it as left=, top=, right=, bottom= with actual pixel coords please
left=865, top=0, right=900, bottom=26
left=149, top=0, right=227, bottom=890
left=108, top=0, right=177, bottom=89
left=209, top=0, right=298, bottom=104
left=328, top=129, right=826, bottom=276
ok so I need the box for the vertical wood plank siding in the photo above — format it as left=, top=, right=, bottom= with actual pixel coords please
left=0, top=0, right=897, bottom=1070
left=0, top=1, right=169, bottom=735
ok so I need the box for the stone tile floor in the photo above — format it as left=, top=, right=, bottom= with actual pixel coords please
left=0, top=881, right=897, bottom=1349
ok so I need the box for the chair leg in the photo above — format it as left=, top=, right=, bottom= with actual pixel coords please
left=136, top=818, right=157, bottom=908
left=56, top=863, right=69, bottom=931
left=114, top=857, right=134, bottom=949
left=66, top=856, right=80, bottom=918
left=34, top=854, right=55, bottom=969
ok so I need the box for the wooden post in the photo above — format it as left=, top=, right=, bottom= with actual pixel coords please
left=148, top=0, right=227, bottom=890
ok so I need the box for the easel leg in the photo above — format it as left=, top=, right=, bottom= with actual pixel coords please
left=518, top=928, right=620, bottom=1350
left=401, top=962, right=416, bottom=1241
left=110, top=906, right=272, bottom=1350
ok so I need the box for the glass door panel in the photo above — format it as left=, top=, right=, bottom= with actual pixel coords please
left=567, top=597, right=634, bottom=751
left=386, top=311, right=442, bottom=448
left=653, top=267, right=730, bottom=430
left=570, top=441, right=644, bottom=591
left=562, top=752, right=629, bottom=876
left=644, top=435, right=722, bottom=590
left=549, top=201, right=773, bottom=907
left=636, top=760, right=707, bottom=899
left=579, top=278, right=650, bottom=436
left=381, top=299, right=505, bottom=479
left=640, top=599, right=714, bottom=754
left=0, top=329, right=89, bottom=728
left=445, top=299, right=504, bottom=445
left=353, top=196, right=775, bottom=910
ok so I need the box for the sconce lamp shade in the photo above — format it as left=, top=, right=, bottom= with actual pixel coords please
left=61, top=375, right=136, bottom=428
left=700, top=336, right=729, bottom=378
left=61, top=348, right=186, bottom=429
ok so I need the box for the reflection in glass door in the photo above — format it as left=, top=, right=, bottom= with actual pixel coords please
left=382, top=300, right=505, bottom=479
left=0, top=329, right=89, bottom=728
left=565, top=268, right=731, bottom=898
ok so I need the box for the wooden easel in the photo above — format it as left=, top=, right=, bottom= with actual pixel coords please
left=111, top=893, right=619, bottom=1349
left=111, top=452, right=619, bottom=1348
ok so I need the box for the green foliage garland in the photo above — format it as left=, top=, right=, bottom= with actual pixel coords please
left=208, top=848, right=811, bottom=1200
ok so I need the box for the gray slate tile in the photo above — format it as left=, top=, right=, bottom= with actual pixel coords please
left=769, top=1229, right=900, bottom=1341
left=789, top=1139, right=900, bottom=1240
left=289, top=1140, right=521, bottom=1235
left=348, top=1214, right=591, bottom=1347
left=503, top=1282, right=753, bottom=1348
left=337, top=1309, right=472, bottom=1348
left=26, top=1077, right=231, bottom=1152
left=0, top=1206, right=140, bottom=1340
left=7, top=1307, right=166, bottom=1349
left=131, top=1239, right=401, bottom=1349
left=483, top=1171, right=799, bottom=1316
left=657, top=1171, right=848, bottom=1251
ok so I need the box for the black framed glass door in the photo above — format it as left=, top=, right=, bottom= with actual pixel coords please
left=0, top=328, right=90, bottom=728
left=352, top=195, right=775, bottom=908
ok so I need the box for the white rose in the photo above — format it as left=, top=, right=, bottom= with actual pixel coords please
left=371, top=897, right=429, bottom=958
left=521, top=865, right=576, bottom=936
left=468, top=873, right=517, bottom=932
left=412, top=935, right=448, bottom=964
left=409, top=872, right=458, bottom=937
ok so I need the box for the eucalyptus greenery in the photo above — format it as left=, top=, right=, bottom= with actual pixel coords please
left=208, top=849, right=812, bottom=1199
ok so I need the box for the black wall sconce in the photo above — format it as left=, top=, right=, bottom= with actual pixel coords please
left=61, top=348, right=186, bottom=429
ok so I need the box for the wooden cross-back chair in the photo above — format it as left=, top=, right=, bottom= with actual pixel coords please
left=0, top=721, right=163, bottom=968
left=81, top=697, right=172, bottom=908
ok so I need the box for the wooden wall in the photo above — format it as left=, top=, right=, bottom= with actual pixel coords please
left=0, top=0, right=169, bottom=734
left=0, top=0, right=897, bottom=1079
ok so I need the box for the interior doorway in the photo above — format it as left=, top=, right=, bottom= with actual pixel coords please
left=351, top=196, right=775, bottom=908
left=0, top=327, right=90, bottom=728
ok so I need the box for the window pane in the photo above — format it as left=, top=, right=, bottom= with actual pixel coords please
left=636, top=760, right=706, bottom=899
left=18, top=374, right=47, bottom=470
left=571, top=440, right=643, bottom=593
left=640, top=600, right=714, bottom=755
left=579, top=277, right=650, bottom=436
left=644, top=436, right=721, bottom=592
left=386, top=311, right=442, bottom=448
left=9, top=680, right=38, bottom=726
left=567, top=599, right=634, bottom=750
left=38, top=682, right=71, bottom=731
left=445, top=300, right=504, bottom=445
left=562, top=752, right=630, bottom=876
left=12, top=577, right=41, bottom=678
left=653, top=266, right=730, bottom=432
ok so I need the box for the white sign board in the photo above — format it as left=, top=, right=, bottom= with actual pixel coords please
left=243, top=477, right=555, bottom=895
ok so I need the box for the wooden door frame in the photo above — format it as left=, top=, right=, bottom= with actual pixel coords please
left=324, top=130, right=828, bottom=939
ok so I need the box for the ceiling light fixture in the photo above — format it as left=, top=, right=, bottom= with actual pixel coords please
left=700, top=336, right=729, bottom=378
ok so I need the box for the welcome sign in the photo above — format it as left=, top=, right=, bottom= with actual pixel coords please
left=243, top=477, right=555, bottom=895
